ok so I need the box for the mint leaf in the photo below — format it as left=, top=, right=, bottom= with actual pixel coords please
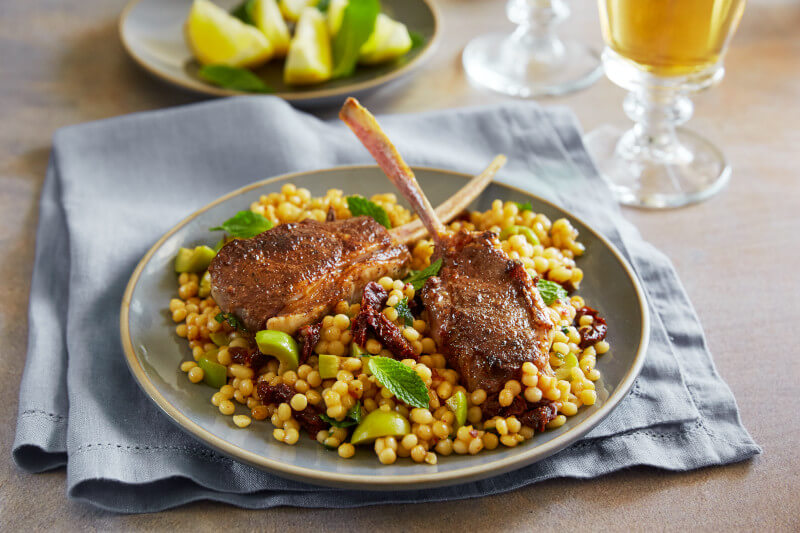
left=316, top=0, right=331, bottom=12
left=332, top=0, right=380, bottom=78
left=198, top=65, right=273, bottom=94
left=367, top=357, right=429, bottom=408
left=403, top=258, right=443, bottom=291
left=230, top=0, right=256, bottom=25
left=395, top=297, right=414, bottom=327
left=319, top=401, right=362, bottom=427
left=409, top=30, right=425, bottom=49
left=215, top=312, right=244, bottom=330
left=537, top=279, right=568, bottom=306
left=210, top=210, right=274, bottom=239
left=513, top=201, right=533, bottom=212
left=346, top=195, right=391, bottom=229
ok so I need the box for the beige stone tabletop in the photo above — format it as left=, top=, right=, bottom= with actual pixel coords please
left=1, top=0, right=798, bottom=529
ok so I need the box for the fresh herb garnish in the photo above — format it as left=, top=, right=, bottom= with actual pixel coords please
left=316, top=0, right=331, bottom=12
left=513, top=201, right=533, bottom=212
left=395, top=297, right=414, bottom=326
left=367, top=357, right=429, bottom=408
left=331, top=0, right=380, bottom=78
left=215, top=312, right=244, bottom=330
left=346, top=195, right=392, bottom=228
left=409, top=30, right=425, bottom=49
left=210, top=210, right=274, bottom=239
left=561, top=326, right=570, bottom=335
left=537, top=279, right=568, bottom=306
left=320, top=401, right=363, bottom=427
left=403, top=258, right=443, bottom=291
left=230, top=0, right=256, bottom=25
left=198, top=65, right=274, bottom=94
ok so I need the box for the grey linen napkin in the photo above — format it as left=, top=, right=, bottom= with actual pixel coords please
left=13, top=96, right=760, bottom=512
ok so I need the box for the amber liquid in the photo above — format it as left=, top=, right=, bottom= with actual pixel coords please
left=599, top=0, right=746, bottom=77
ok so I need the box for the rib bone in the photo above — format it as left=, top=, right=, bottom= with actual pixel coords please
left=390, top=154, right=506, bottom=244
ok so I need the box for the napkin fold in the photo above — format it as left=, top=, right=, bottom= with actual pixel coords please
left=13, top=96, right=759, bottom=513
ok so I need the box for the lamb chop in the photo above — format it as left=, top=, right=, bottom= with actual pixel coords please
left=208, top=156, right=506, bottom=335
left=340, top=97, right=555, bottom=394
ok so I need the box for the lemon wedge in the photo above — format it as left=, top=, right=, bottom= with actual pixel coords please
left=185, top=0, right=273, bottom=67
left=279, top=0, right=317, bottom=23
left=327, top=0, right=348, bottom=37
left=358, top=13, right=412, bottom=65
left=251, top=0, right=291, bottom=57
left=284, top=7, right=332, bottom=85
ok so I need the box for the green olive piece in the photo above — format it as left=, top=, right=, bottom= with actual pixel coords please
left=174, top=245, right=217, bottom=273
left=198, top=356, right=227, bottom=388
left=318, top=353, right=342, bottom=379
left=209, top=331, right=229, bottom=347
left=255, top=330, right=300, bottom=371
left=350, top=410, right=411, bottom=445
left=350, top=342, right=366, bottom=357
left=498, top=225, right=539, bottom=246
left=198, top=270, right=212, bottom=297
left=446, top=390, right=468, bottom=431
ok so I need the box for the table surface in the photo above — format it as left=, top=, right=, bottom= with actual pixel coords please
left=1, top=0, right=798, bottom=529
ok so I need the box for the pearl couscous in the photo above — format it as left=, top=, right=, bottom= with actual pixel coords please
left=171, top=184, right=609, bottom=464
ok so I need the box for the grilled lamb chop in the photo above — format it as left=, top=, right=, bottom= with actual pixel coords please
left=340, top=97, right=554, bottom=394
left=208, top=154, right=505, bottom=335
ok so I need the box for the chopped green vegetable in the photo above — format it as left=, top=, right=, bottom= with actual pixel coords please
left=403, top=258, right=443, bottom=291
left=350, top=342, right=366, bottom=357
left=350, top=409, right=411, bottom=444
left=198, top=356, right=228, bottom=388
left=446, top=390, right=467, bottom=433
left=209, top=331, right=229, bottom=346
left=175, top=245, right=217, bottom=273
left=198, top=271, right=212, bottom=298
left=498, top=225, right=539, bottom=246
left=320, top=401, right=363, bottom=427
left=198, top=65, right=274, bottom=93
left=513, top=201, right=533, bottom=212
left=346, top=195, right=391, bottom=229
left=215, top=312, right=244, bottom=330
left=255, top=330, right=300, bottom=370
left=331, top=0, right=380, bottom=78
left=210, top=210, right=274, bottom=239
left=230, top=0, right=256, bottom=24
left=318, top=353, right=341, bottom=379
left=367, top=356, right=429, bottom=408
left=537, top=279, right=568, bottom=306
left=394, top=297, right=414, bottom=326
left=316, top=0, right=331, bottom=11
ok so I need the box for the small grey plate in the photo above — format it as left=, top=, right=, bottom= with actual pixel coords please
left=121, top=166, right=649, bottom=490
left=119, top=0, right=439, bottom=106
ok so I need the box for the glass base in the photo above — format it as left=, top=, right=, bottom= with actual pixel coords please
left=462, top=32, right=602, bottom=97
left=585, top=125, right=731, bottom=209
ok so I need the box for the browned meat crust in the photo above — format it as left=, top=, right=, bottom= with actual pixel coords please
left=421, top=230, right=555, bottom=394
left=352, top=282, right=417, bottom=360
left=209, top=216, right=410, bottom=334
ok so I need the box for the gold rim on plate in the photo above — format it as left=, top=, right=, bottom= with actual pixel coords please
left=118, top=0, right=441, bottom=100
left=120, top=166, right=650, bottom=489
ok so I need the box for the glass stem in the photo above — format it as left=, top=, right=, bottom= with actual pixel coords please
left=506, top=0, right=569, bottom=64
left=618, top=87, right=695, bottom=167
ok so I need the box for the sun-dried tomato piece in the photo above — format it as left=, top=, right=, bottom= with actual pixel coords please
left=256, top=382, right=327, bottom=437
left=574, top=306, right=608, bottom=349
left=297, top=322, right=322, bottom=365
left=352, top=282, right=417, bottom=360
left=519, top=401, right=559, bottom=433
left=228, top=346, right=266, bottom=369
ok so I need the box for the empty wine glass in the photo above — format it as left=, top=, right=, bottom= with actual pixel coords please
left=462, top=0, right=603, bottom=97
left=585, top=0, right=746, bottom=208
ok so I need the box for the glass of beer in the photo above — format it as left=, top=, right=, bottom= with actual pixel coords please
left=462, top=0, right=603, bottom=97
left=585, top=0, right=746, bottom=208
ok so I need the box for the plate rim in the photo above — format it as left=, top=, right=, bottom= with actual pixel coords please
left=118, top=0, right=441, bottom=100
left=120, top=165, right=650, bottom=489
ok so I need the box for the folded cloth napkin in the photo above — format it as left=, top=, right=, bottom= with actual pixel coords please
left=13, top=96, right=759, bottom=513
